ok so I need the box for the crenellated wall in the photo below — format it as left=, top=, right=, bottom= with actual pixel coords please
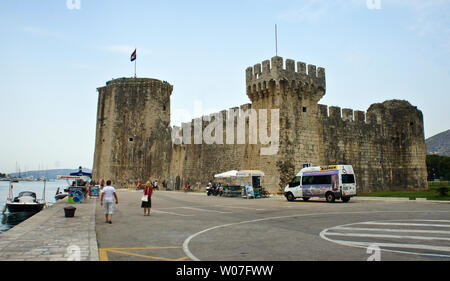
left=92, top=78, right=173, bottom=188
left=169, top=103, right=256, bottom=189
left=317, top=101, right=427, bottom=192
left=93, top=57, right=427, bottom=193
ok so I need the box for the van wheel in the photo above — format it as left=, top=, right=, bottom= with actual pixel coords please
left=302, top=197, right=310, bottom=201
left=286, top=193, right=295, bottom=202
left=342, top=197, right=350, bottom=203
left=326, top=192, right=336, bottom=203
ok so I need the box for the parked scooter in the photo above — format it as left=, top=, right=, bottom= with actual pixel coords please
left=206, top=182, right=214, bottom=196
left=206, top=186, right=214, bottom=196
left=206, top=183, right=223, bottom=196
left=216, top=184, right=224, bottom=196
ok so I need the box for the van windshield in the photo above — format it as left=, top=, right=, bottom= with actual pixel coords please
left=289, top=176, right=301, bottom=187
left=342, top=174, right=355, bottom=184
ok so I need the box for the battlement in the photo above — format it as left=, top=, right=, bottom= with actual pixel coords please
left=319, top=104, right=377, bottom=125
left=317, top=100, right=423, bottom=127
left=171, top=103, right=261, bottom=147
left=246, top=56, right=325, bottom=103
left=98, top=77, right=173, bottom=94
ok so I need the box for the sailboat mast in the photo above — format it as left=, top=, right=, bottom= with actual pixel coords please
left=9, top=181, right=13, bottom=200
left=43, top=179, right=47, bottom=202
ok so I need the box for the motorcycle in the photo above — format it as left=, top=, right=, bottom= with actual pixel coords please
left=206, top=185, right=223, bottom=196
left=206, top=185, right=215, bottom=196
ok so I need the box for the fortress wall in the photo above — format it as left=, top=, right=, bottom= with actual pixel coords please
left=169, top=101, right=285, bottom=192
left=317, top=100, right=427, bottom=192
left=169, top=105, right=253, bottom=190
left=92, top=78, right=173, bottom=188
left=248, top=57, right=327, bottom=192
left=93, top=57, right=428, bottom=193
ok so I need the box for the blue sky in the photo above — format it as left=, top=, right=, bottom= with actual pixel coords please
left=0, top=0, right=449, bottom=173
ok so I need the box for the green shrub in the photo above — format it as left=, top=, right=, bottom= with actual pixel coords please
left=437, top=187, right=449, bottom=196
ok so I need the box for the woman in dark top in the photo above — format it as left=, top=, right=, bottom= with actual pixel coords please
left=141, top=181, right=153, bottom=216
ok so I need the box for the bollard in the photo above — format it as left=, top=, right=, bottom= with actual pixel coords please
left=64, top=206, right=76, bottom=218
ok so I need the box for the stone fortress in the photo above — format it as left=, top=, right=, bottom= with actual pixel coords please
left=92, top=56, right=428, bottom=193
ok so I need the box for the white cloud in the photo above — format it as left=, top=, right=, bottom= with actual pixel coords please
left=388, top=0, right=450, bottom=10
left=100, top=45, right=152, bottom=55
left=393, top=0, right=450, bottom=38
left=20, top=26, right=61, bottom=38
left=277, top=0, right=328, bottom=23
left=276, top=0, right=367, bottom=23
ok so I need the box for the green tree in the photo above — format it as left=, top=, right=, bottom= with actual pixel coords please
left=427, top=154, right=450, bottom=181
left=439, top=156, right=450, bottom=180
left=426, top=154, right=441, bottom=180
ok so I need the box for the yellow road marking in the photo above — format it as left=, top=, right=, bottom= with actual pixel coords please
left=98, top=246, right=188, bottom=261
left=98, top=248, right=109, bottom=261
left=106, top=246, right=181, bottom=250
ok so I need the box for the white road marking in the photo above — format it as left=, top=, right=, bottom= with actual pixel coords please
left=393, top=220, right=450, bottom=223
left=217, top=205, right=266, bottom=211
left=358, top=222, right=450, bottom=228
left=321, top=219, right=450, bottom=258
left=334, top=226, right=450, bottom=235
left=325, top=232, right=450, bottom=241
left=182, top=210, right=450, bottom=261
left=181, top=207, right=232, bottom=214
left=151, top=210, right=194, bottom=217
left=325, top=239, right=450, bottom=253
left=157, top=205, right=208, bottom=210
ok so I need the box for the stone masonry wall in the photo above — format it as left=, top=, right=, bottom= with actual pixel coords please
left=92, top=78, right=172, bottom=188
left=93, top=57, right=428, bottom=193
left=318, top=100, right=427, bottom=192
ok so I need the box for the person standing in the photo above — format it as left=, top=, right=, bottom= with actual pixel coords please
left=100, top=180, right=118, bottom=224
left=141, top=181, right=153, bottom=216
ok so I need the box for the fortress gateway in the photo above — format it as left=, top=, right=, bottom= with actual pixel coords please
left=92, top=56, right=427, bottom=193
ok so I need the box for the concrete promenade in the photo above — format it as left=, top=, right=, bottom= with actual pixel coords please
left=0, top=189, right=448, bottom=261
left=0, top=197, right=98, bottom=261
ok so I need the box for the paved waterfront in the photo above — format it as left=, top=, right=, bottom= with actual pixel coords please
left=0, top=197, right=98, bottom=261
left=1, top=190, right=449, bottom=261
left=97, top=190, right=450, bottom=261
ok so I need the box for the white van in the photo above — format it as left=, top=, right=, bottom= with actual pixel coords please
left=284, top=165, right=357, bottom=203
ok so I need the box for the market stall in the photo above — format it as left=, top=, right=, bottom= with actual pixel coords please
left=214, top=170, right=240, bottom=197
left=213, top=170, right=265, bottom=199
left=236, top=170, right=265, bottom=199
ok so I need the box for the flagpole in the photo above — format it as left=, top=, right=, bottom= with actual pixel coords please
left=275, top=24, right=278, bottom=57
left=134, top=47, right=137, bottom=78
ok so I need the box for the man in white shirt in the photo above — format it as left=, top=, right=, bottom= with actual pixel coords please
left=100, top=180, right=118, bottom=224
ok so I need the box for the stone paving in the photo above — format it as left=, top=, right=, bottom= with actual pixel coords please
left=0, top=197, right=98, bottom=261
left=0, top=190, right=447, bottom=261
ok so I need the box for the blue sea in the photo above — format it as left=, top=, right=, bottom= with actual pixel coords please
left=0, top=180, right=68, bottom=234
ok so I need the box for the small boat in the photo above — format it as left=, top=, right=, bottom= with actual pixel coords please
left=6, top=191, right=46, bottom=213
left=4, top=181, right=47, bottom=213
left=55, top=189, right=68, bottom=200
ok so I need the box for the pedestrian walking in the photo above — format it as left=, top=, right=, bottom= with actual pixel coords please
left=100, top=180, right=118, bottom=224
left=141, top=181, right=153, bottom=216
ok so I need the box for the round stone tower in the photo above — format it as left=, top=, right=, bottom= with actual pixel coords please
left=92, top=78, right=173, bottom=188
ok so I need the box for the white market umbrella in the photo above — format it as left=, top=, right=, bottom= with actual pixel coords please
left=214, top=170, right=239, bottom=178
left=236, top=170, right=265, bottom=177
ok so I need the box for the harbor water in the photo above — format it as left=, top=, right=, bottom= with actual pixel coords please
left=0, top=180, right=68, bottom=234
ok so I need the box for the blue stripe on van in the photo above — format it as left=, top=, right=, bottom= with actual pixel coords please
left=303, top=170, right=339, bottom=176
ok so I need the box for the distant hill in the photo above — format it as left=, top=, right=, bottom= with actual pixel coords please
left=8, top=168, right=92, bottom=180
left=426, top=129, right=450, bottom=156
